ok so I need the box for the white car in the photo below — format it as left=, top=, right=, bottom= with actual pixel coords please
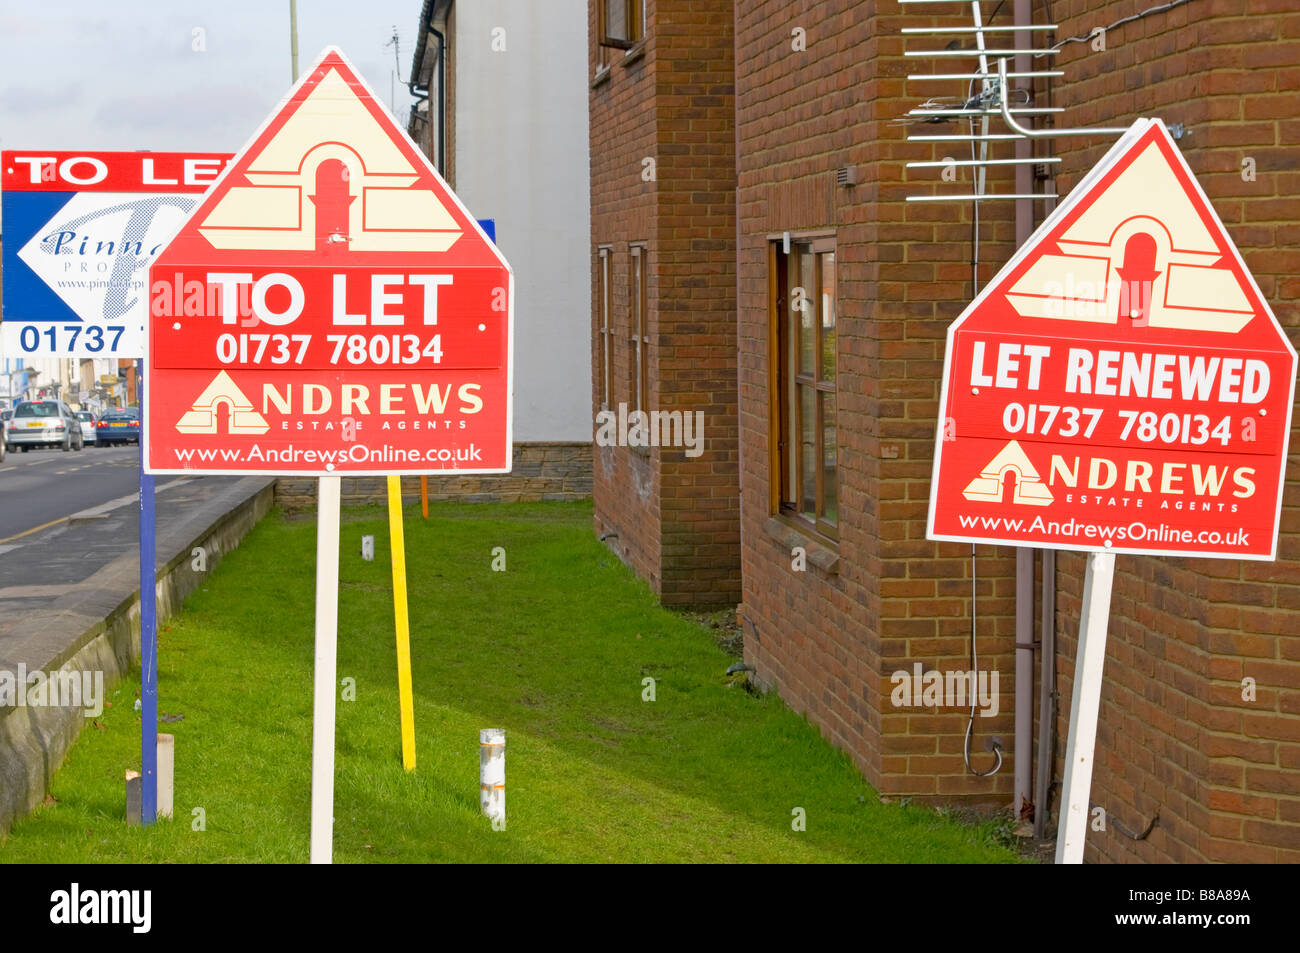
left=5, top=400, right=84, bottom=452
left=76, top=410, right=98, bottom=446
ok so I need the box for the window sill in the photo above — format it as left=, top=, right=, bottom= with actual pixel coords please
left=762, top=516, right=840, bottom=575
left=622, top=42, right=646, bottom=67
left=591, top=65, right=611, bottom=89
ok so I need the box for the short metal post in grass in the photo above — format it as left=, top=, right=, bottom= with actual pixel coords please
left=157, top=733, right=174, bottom=819
left=480, top=729, right=505, bottom=828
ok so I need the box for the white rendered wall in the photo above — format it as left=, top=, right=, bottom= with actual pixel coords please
left=453, top=0, right=592, bottom=443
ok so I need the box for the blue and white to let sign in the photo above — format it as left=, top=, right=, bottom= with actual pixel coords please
left=1, top=151, right=231, bottom=358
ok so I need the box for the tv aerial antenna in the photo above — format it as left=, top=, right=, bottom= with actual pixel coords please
left=901, top=0, right=1128, bottom=209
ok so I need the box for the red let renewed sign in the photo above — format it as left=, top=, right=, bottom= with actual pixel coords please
left=928, top=119, right=1296, bottom=560
left=145, top=47, right=513, bottom=476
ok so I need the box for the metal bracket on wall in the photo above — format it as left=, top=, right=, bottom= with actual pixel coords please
left=995, top=56, right=1127, bottom=138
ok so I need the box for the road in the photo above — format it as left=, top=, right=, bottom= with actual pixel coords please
left=0, top=444, right=187, bottom=545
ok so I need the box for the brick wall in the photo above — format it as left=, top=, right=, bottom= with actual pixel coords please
left=590, top=0, right=741, bottom=607
left=732, top=0, right=1300, bottom=863
left=590, top=0, right=662, bottom=592
left=1044, top=0, right=1300, bottom=864
left=735, top=0, right=1022, bottom=802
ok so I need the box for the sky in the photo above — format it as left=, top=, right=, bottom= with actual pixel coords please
left=0, top=0, right=423, bottom=154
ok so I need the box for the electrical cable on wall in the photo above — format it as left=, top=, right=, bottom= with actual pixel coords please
left=902, top=0, right=1201, bottom=787
left=965, top=548, right=1003, bottom=776
left=962, top=0, right=1002, bottom=777
left=1038, top=0, right=1197, bottom=55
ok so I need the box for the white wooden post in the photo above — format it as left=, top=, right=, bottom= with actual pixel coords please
left=1055, top=550, right=1115, bottom=864
left=310, top=475, right=341, bottom=864
left=156, top=733, right=174, bottom=819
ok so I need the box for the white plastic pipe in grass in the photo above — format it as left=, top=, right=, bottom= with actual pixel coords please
left=480, top=729, right=505, bottom=828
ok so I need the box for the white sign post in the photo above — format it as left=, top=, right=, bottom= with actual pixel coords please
left=144, top=47, right=515, bottom=865
left=309, top=476, right=341, bottom=864
left=1054, top=552, right=1115, bottom=864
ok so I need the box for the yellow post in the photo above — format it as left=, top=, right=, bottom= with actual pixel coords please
left=420, top=475, right=429, bottom=518
left=386, top=475, right=417, bottom=770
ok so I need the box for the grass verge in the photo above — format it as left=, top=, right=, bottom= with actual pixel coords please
left=1, top=501, right=1022, bottom=863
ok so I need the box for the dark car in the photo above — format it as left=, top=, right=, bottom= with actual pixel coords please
left=96, top=411, right=141, bottom=446
left=5, top=400, right=84, bottom=452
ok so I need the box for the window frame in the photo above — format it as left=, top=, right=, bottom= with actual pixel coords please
left=596, top=246, right=613, bottom=410
left=629, top=243, right=649, bottom=417
left=771, top=233, right=839, bottom=543
left=598, top=0, right=646, bottom=51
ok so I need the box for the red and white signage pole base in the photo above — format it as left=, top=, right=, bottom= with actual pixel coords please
left=309, top=476, right=341, bottom=864
left=1054, top=551, right=1116, bottom=864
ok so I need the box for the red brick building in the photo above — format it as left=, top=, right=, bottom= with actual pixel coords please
left=588, top=0, right=741, bottom=606
left=591, top=0, right=1300, bottom=862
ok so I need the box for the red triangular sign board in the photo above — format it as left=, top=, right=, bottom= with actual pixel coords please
left=145, top=47, right=513, bottom=476
left=928, top=119, right=1296, bottom=559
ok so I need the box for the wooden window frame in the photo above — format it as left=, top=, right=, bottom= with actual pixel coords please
left=598, top=0, right=646, bottom=51
left=771, top=234, right=838, bottom=543
left=596, top=247, right=612, bottom=410
left=629, top=244, right=649, bottom=416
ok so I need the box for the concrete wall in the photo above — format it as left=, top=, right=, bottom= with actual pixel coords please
left=452, top=0, right=592, bottom=444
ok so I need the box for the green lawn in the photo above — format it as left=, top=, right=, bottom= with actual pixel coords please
left=1, top=501, right=1022, bottom=863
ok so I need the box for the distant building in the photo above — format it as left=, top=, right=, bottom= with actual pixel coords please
left=586, top=0, right=741, bottom=607
left=408, top=0, right=593, bottom=501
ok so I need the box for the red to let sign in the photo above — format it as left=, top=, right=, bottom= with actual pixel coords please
left=145, top=47, right=513, bottom=476
left=928, top=119, right=1297, bottom=560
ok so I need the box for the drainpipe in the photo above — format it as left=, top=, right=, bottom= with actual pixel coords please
left=407, top=4, right=446, bottom=175
left=1012, top=0, right=1034, bottom=823
left=1034, top=549, right=1056, bottom=838
left=428, top=25, right=446, bottom=175
left=1033, top=0, right=1060, bottom=841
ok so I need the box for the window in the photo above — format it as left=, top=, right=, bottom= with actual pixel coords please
left=599, top=0, right=645, bottom=50
left=773, top=236, right=838, bottom=540
left=629, top=244, right=649, bottom=415
left=596, top=247, right=612, bottom=409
